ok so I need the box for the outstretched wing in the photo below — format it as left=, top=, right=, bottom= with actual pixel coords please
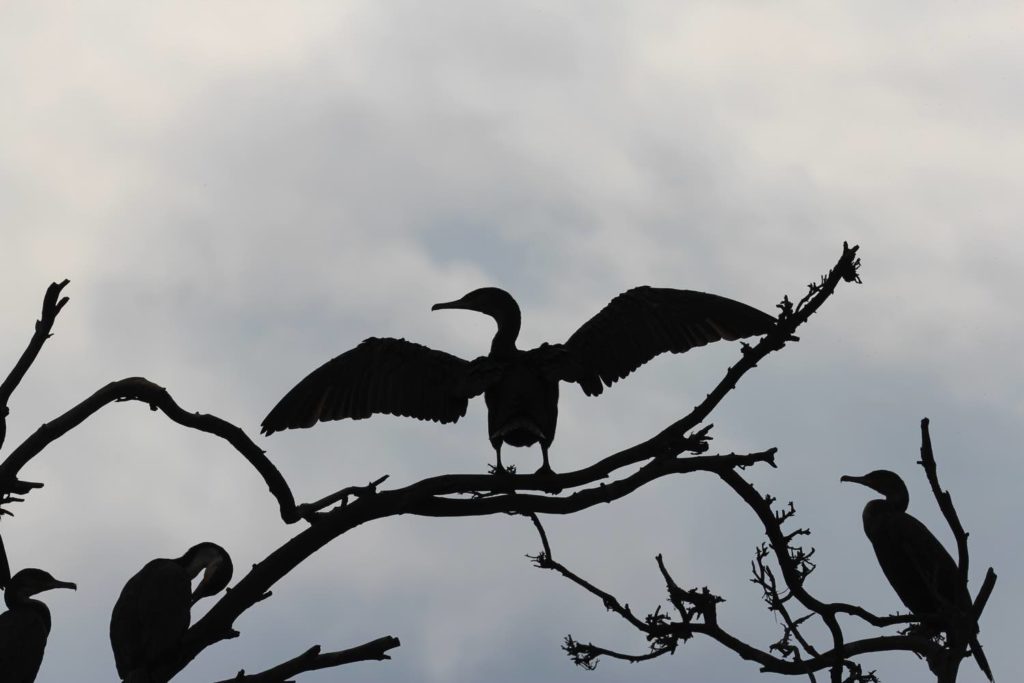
left=261, top=337, right=496, bottom=435
left=555, top=287, right=775, bottom=395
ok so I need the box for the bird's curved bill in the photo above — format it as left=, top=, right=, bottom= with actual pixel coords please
left=840, top=474, right=866, bottom=485
left=431, top=298, right=467, bottom=311
left=50, top=579, right=77, bottom=591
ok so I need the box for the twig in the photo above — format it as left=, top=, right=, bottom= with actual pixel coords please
left=563, top=637, right=672, bottom=669
left=523, top=511, right=552, bottom=561
left=212, top=636, right=400, bottom=682
left=295, top=475, right=389, bottom=521
left=526, top=514, right=648, bottom=631
left=718, top=469, right=914, bottom=629
left=0, top=279, right=70, bottom=451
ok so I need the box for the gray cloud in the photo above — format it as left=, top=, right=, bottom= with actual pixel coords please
left=1, top=2, right=1022, bottom=682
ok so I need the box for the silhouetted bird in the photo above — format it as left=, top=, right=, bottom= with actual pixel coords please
left=0, top=568, right=76, bottom=683
left=262, top=286, right=774, bottom=473
left=0, top=531, right=9, bottom=589
left=842, top=470, right=992, bottom=681
left=110, top=542, right=232, bottom=682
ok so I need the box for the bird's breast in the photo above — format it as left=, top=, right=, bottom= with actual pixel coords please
left=484, top=359, right=559, bottom=445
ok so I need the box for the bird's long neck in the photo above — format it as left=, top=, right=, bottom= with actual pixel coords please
left=5, top=594, right=51, bottom=627
left=488, top=302, right=522, bottom=358
left=883, top=485, right=909, bottom=512
left=5, top=590, right=29, bottom=609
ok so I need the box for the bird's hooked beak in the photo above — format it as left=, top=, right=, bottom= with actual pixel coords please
left=191, top=565, right=217, bottom=604
left=431, top=295, right=474, bottom=312
left=840, top=474, right=870, bottom=489
left=190, top=555, right=232, bottom=605
left=40, top=577, right=77, bottom=595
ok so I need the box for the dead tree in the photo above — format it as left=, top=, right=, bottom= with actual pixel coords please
left=0, top=243, right=982, bottom=682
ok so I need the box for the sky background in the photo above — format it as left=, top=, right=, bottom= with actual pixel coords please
left=1, top=2, right=1022, bottom=682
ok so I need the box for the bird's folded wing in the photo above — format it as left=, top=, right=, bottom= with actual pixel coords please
left=0, top=607, right=33, bottom=672
left=551, top=287, right=775, bottom=395
left=891, top=514, right=965, bottom=610
left=261, top=337, right=490, bottom=434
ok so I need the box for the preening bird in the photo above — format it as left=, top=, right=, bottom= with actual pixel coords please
left=0, top=568, right=76, bottom=683
left=109, top=542, right=232, bottom=682
left=842, top=470, right=993, bottom=681
left=262, top=286, right=774, bottom=473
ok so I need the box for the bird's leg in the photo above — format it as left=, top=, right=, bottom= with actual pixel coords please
left=489, top=443, right=514, bottom=476
left=534, top=444, right=554, bottom=476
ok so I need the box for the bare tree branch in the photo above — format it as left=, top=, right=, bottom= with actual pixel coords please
left=212, top=636, right=401, bottom=683
left=527, top=513, right=649, bottom=632
left=563, top=636, right=672, bottom=669
left=525, top=493, right=933, bottom=679
left=293, top=475, right=389, bottom=521
left=534, top=422, right=995, bottom=682
left=719, top=469, right=914, bottom=629
left=544, top=242, right=862, bottom=494
left=0, top=279, right=70, bottom=586
left=0, top=279, right=70, bottom=452
left=157, top=448, right=777, bottom=679
left=0, top=377, right=300, bottom=522
left=918, top=419, right=971, bottom=591
left=917, top=418, right=996, bottom=683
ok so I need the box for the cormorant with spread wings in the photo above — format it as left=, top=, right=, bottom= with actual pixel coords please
left=262, top=287, right=774, bottom=473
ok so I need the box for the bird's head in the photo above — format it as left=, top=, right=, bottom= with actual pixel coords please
left=432, top=287, right=519, bottom=320
left=841, top=469, right=910, bottom=508
left=4, top=568, right=76, bottom=605
left=181, top=542, right=233, bottom=604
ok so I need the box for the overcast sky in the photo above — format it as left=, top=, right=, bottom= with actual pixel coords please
left=2, top=3, right=1022, bottom=682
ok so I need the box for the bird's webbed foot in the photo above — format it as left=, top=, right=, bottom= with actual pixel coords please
left=489, top=463, right=517, bottom=476
left=534, top=463, right=555, bottom=476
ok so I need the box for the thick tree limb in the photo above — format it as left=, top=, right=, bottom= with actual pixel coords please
left=213, top=636, right=401, bottom=682
left=0, top=377, right=300, bottom=522
left=157, top=449, right=777, bottom=680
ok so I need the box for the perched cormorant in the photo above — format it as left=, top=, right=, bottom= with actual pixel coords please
left=109, top=542, right=232, bottom=682
left=842, top=470, right=992, bottom=681
left=0, top=568, right=76, bottom=683
left=262, top=286, right=774, bottom=473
